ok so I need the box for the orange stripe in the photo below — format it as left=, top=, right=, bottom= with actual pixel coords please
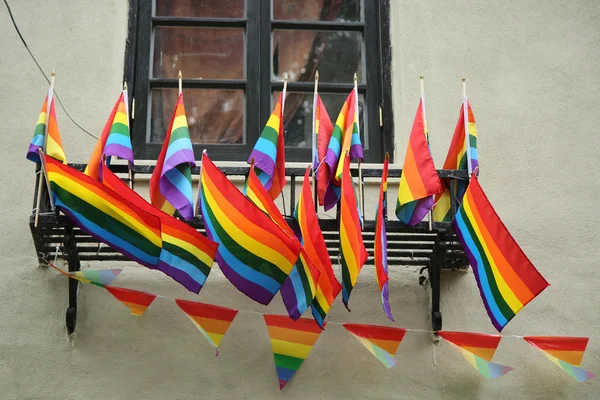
left=369, top=338, right=400, bottom=355
left=267, top=326, right=320, bottom=345
left=192, top=317, right=231, bottom=335
left=402, top=145, right=427, bottom=200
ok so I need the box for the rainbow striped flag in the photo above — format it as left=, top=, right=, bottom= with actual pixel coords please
left=27, top=90, right=66, bottom=164
left=343, top=324, right=406, bottom=368
left=524, top=336, right=595, bottom=382
left=248, top=94, right=286, bottom=200
left=44, top=154, right=162, bottom=268
left=313, top=94, right=334, bottom=206
left=294, top=168, right=342, bottom=328
left=339, top=156, right=368, bottom=310
left=438, top=331, right=513, bottom=379
left=433, top=100, right=479, bottom=222
left=150, top=93, right=196, bottom=220
left=454, top=175, right=550, bottom=331
left=375, top=153, right=393, bottom=321
left=175, top=299, right=238, bottom=356
left=47, top=262, right=122, bottom=288
left=105, top=286, right=157, bottom=316
left=199, top=154, right=302, bottom=305
left=264, top=314, right=325, bottom=389
left=395, top=99, right=443, bottom=226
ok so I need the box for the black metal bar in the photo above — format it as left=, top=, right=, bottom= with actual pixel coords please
left=430, top=231, right=445, bottom=332
left=64, top=224, right=81, bottom=334
left=272, top=81, right=366, bottom=93
left=270, top=20, right=364, bottom=31
left=450, top=179, right=457, bottom=220
left=149, top=79, right=247, bottom=90
left=152, top=16, right=247, bottom=28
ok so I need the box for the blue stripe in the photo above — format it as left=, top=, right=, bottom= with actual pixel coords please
left=287, top=264, right=309, bottom=314
left=351, top=133, right=362, bottom=147
left=276, top=366, right=297, bottom=381
left=165, top=137, right=193, bottom=161
left=105, top=132, right=132, bottom=148
left=255, top=169, right=272, bottom=188
left=327, top=137, right=341, bottom=155
left=311, top=304, right=324, bottom=326
left=470, top=148, right=479, bottom=161
left=252, top=138, right=277, bottom=161
left=164, top=168, right=194, bottom=204
left=30, top=135, right=44, bottom=146
left=159, top=248, right=207, bottom=286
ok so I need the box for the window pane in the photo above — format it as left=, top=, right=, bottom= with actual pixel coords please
left=272, top=30, right=363, bottom=83
left=272, top=0, right=361, bottom=22
left=153, top=27, right=245, bottom=79
left=155, top=0, right=245, bottom=18
left=151, top=89, right=245, bottom=145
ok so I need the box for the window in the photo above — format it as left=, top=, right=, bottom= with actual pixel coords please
left=127, top=0, right=393, bottom=162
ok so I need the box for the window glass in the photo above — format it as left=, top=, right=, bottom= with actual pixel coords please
left=272, top=0, right=361, bottom=22
left=155, top=0, right=245, bottom=18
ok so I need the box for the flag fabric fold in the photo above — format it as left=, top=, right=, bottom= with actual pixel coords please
left=105, top=286, right=157, bottom=316
left=27, top=90, right=66, bottom=164
left=343, top=323, right=406, bottom=368
left=313, top=94, right=334, bottom=206
left=523, top=336, right=595, bottom=382
left=375, top=153, right=393, bottom=321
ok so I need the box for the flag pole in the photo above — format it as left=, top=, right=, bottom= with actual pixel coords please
left=462, top=75, right=473, bottom=176
left=280, top=73, right=288, bottom=216
left=195, top=149, right=207, bottom=218
left=312, top=71, right=319, bottom=211
left=123, top=81, right=134, bottom=189
left=178, top=70, right=183, bottom=95
left=420, top=73, right=433, bottom=232
left=37, top=148, right=55, bottom=211
left=354, top=72, right=364, bottom=227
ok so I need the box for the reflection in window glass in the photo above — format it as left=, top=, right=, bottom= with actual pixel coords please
left=155, top=0, right=245, bottom=18
left=272, top=0, right=361, bottom=22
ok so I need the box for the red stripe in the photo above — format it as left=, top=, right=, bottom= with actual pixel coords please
left=374, top=158, right=389, bottom=289
left=343, top=324, right=406, bottom=341
left=248, top=166, right=294, bottom=238
left=524, top=336, right=589, bottom=352
left=263, top=314, right=324, bottom=334
left=86, top=96, right=120, bottom=180
left=438, top=331, right=501, bottom=349
left=441, top=104, right=466, bottom=170
left=175, top=299, right=238, bottom=321
left=105, top=286, right=156, bottom=307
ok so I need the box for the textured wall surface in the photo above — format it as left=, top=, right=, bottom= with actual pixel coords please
left=1, top=0, right=599, bottom=399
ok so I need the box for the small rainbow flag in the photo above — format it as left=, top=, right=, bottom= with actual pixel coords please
left=395, top=99, right=443, bottom=226
left=523, top=336, right=595, bottom=382
left=312, top=94, right=334, bottom=206
left=199, top=154, right=302, bottom=305
left=175, top=299, right=238, bottom=356
left=150, top=93, right=196, bottom=220
left=27, top=89, right=66, bottom=164
left=264, top=314, right=325, bottom=389
left=47, top=262, right=122, bottom=288
left=343, top=323, right=406, bottom=368
left=454, top=175, right=550, bottom=331
left=438, top=331, right=513, bottom=379
left=375, top=153, right=393, bottom=321
left=105, top=286, right=157, bottom=316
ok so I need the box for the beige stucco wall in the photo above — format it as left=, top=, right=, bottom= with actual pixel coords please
left=1, top=0, right=599, bottom=399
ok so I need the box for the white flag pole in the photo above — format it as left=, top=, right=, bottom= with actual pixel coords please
left=462, top=75, right=473, bottom=176
left=280, top=73, right=288, bottom=216
left=421, top=73, right=433, bottom=232
left=354, top=73, right=364, bottom=227
left=312, top=71, right=319, bottom=210
left=123, top=81, right=134, bottom=189
left=195, top=149, right=207, bottom=218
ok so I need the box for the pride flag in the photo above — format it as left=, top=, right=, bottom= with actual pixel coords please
left=264, top=314, right=325, bottom=389
left=343, top=324, right=406, bottom=368
left=199, top=154, right=302, bottom=305
left=375, top=153, right=393, bottom=321
left=248, top=94, right=286, bottom=200
left=47, top=262, right=122, bottom=288
left=312, top=94, right=334, bottom=206
left=27, top=90, right=66, bottom=164
left=105, top=286, right=157, bottom=316
left=454, top=175, right=549, bottom=331
left=150, top=93, right=196, bottom=220
left=395, top=99, right=443, bottom=226
left=523, top=336, right=595, bottom=382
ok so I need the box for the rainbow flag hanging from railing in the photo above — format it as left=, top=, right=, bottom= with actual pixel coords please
left=375, top=153, right=393, bottom=321
left=27, top=90, right=66, bottom=164
left=313, top=94, right=334, bottom=206
left=523, top=336, right=595, bottom=382
left=150, top=93, right=196, bottom=220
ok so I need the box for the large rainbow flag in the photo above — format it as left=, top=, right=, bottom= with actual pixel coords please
left=375, top=153, right=393, bottom=321
left=343, top=323, right=406, bottom=368
left=150, top=93, right=196, bottom=220
left=523, top=336, right=595, bottom=382
left=312, top=93, right=334, bottom=206
left=454, top=175, right=550, bottom=331
left=27, top=89, right=66, bottom=164
left=199, top=154, right=302, bottom=305
left=105, top=286, right=157, bottom=316
left=395, top=99, right=443, bottom=226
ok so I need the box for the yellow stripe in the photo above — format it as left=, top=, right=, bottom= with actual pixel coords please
left=460, top=348, right=480, bottom=370
left=314, top=286, right=329, bottom=313
left=37, top=111, right=47, bottom=125
left=163, top=232, right=213, bottom=266
left=265, top=113, right=281, bottom=132
left=112, top=111, right=129, bottom=127
left=340, top=223, right=358, bottom=285
left=299, top=252, right=317, bottom=294
left=172, top=115, right=188, bottom=131
left=433, top=190, right=451, bottom=222
left=271, top=339, right=313, bottom=359
left=246, top=188, right=267, bottom=213
left=46, top=136, right=66, bottom=163
left=160, top=201, right=176, bottom=216
left=354, top=335, right=380, bottom=358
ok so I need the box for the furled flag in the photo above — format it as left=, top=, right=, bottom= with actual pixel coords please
left=175, top=299, right=239, bottom=356
left=264, top=314, right=325, bottom=390
left=339, top=155, right=368, bottom=310
left=395, top=99, right=443, bottom=226
left=294, top=167, right=342, bottom=328
left=375, top=153, right=393, bottom=321
left=245, top=164, right=320, bottom=320
left=150, top=92, right=196, bottom=220
left=454, top=175, right=550, bottom=331
left=105, top=286, right=157, bottom=316
left=433, top=100, right=479, bottom=222
left=312, top=94, right=334, bottom=206
left=47, top=262, right=122, bottom=288
left=343, top=324, right=406, bottom=368
left=27, top=89, right=66, bottom=164
left=523, top=336, right=595, bottom=382
left=199, top=153, right=302, bottom=305
left=438, top=331, right=513, bottom=379
left=248, top=93, right=286, bottom=200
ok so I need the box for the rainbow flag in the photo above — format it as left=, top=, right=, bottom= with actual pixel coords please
left=375, top=153, right=393, bottom=321
left=175, top=299, right=238, bottom=356
left=438, top=331, right=513, bottom=379
left=150, top=93, right=196, bottom=220
left=294, top=168, right=342, bottom=328
left=454, top=175, right=550, bottom=331
left=105, top=286, right=157, bottom=316
left=248, top=94, right=286, bottom=200
left=339, top=156, right=368, bottom=310
left=395, top=99, right=443, bottom=226
left=524, top=336, right=595, bottom=382
left=343, top=324, right=406, bottom=368
left=47, top=262, right=122, bottom=288
left=313, top=94, right=334, bottom=206
left=27, top=90, right=66, bottom=164
left=264, top=314, right=325, bottom=389
left=433, top=100, right=479, bottom=222
left=199, top=154, right=302, bottom=305
left=44, top=154, right=162, bottom=268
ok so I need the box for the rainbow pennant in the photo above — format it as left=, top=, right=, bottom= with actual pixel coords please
left=343, top=324, right=406, bottom=368
left=438, top=331, right=513, bottom=379
left=199, top=154, right=302, bottom=305
left=150, top=93, right=196, bottom=220
left=264, top=314, right=325, bottom=389
left=27, top=89, right=66, bottom=164
left=105, top=286, right=157, bottom=316
left=47, top=262, right=122, bottom=288
left=433, top=100, right=479, bottom=222
left=313, top=94, right=334, bottom=206
left=175, top=299, right=238, bottom=355
left=395, top=99, right=443, bottom=226
left=375, top=153, right=393, bottom=321
left=524, top=336, right=595, bottom=382
left=454, top=175, right=550, bottom=331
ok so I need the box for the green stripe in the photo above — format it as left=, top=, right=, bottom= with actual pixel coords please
left=34, top=123, right=45, bottom=136
left=331, top=125, right=343, bottom=142
left=109, top=122, right=130, bottom=137
left=474, top=354, right=491, bottom=378
left=176, top=163, right=193, bottom=185
left=296, top=257, right=314, bottom=307
left=469, top=134, right=477, bottom=147
left=340, top=252, right=352, bottom=296
left=311, top=298, right=326, bottom=320
left=274, top=353, right=304, bottom=370
left=259, top=125, right=279, bottom=146
left=169, top=126, right=191, bottom=143
left=162, top=241, right=212, bottom=277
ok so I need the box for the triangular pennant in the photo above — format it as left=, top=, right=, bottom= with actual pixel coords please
left=343, top=324, right=406, bottom=368
left=105, top=286, right=157, bottom=316
left=175, top=299, right=238, bottom=355
left=264, top=314, right=325, bottom=389
left=70, top=269, right=122, bottom=287
left=524, top=336, right=595, bottom=382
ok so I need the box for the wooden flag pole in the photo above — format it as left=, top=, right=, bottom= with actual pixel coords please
left=123, top=81, right=134, bottom=189
left=354, top=72, right=364, bottom=227
left=280, top=73, right=288, bottom=216
left=462, top=75, right=473, bottom=176
left=312, top=71, right=319, bottom=211
left=178, top=70, right=183, bottom=95
left=194, top=149, right=207, bottom=218
left=420, top=73, right=433, bottom=232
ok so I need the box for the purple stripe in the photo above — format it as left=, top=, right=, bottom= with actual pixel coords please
left=157, top=261, right=202, bottom=294
left=249, top=150, right=276, bottom=178
left=27, top=144, right=42, bottom=163
left=323, top=183, right=340, bottom=212
left=350, top=143, right=363, bottom=160
left=324, top=148, right=339, bottom=173
left=104, top=144, right=134, bottom=164
left=280, top=279, right=302, bottom=320
left=159, top=176, right=194, bottom=220
left=216, top=253, right=277, bottom=305
left=381, top=282, right=394, bottom=321
left=407, top=196, right=434, bottom=226
left=162, top=149, right=196, bottom=175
